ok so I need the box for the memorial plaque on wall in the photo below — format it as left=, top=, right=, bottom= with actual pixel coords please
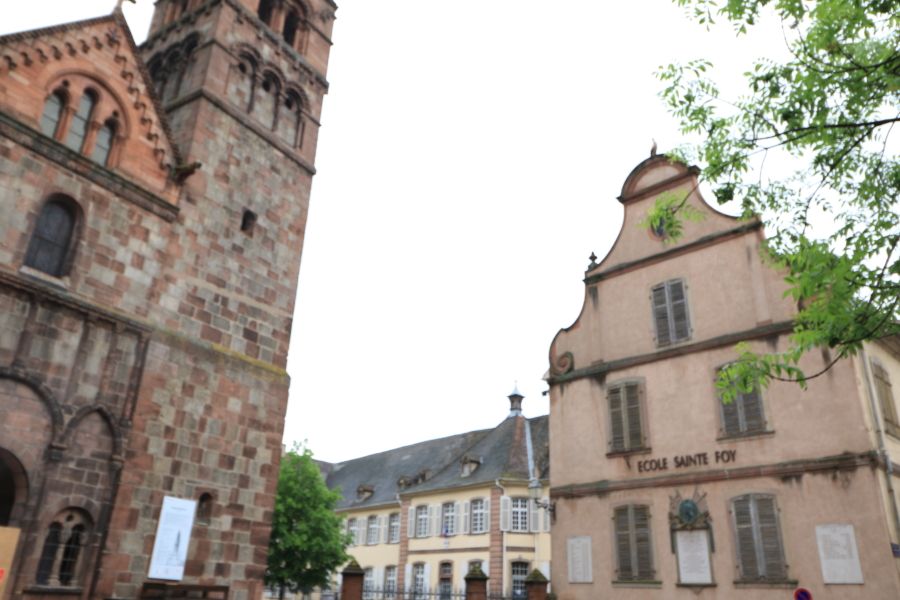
left=148, top=496, right=197, bottom=581
left=816, top=524, right=863, bottom=584
left=567, top=536, right=593, bottom=583
left=675, top=530, right=713, bottom=585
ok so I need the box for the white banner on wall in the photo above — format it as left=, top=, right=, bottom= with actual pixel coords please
left=148, top=496, right=197, bottom=581
left=816, top=524, right=864, bottom=584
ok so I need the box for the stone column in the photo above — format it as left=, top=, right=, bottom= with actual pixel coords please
left=525, top=569, right=549, bottom=600
left=464, top=564, right=489, bottom=600
left=340, top=559, right=364, bottom=600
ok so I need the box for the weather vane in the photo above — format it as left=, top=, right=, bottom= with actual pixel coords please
left=115, top=0, right=137, bottom=11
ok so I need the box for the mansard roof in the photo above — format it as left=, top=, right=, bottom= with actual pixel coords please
left=0, top=10, right=183, bottom=169
left=325, top=414, right=550, bottom=511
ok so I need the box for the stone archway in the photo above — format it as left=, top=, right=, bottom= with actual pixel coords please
left=0, top=447, right=28, bottom=527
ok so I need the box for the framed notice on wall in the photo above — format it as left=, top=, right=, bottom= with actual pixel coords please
left=567, top=536, right=592, bottom=583
left=675, top=529, right=713, bottom=585
left=816, top=524, right=863, bottom=584
left=148, top=496, right=197, bottom=581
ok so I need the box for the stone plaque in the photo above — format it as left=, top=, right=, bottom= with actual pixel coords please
left=676, top=530, right=713, bottom=584
left=148, top=496, right=197, bottom=581
left=816, top=524, right=863, bottom=584
left=567, top=536, right=592, bottom=583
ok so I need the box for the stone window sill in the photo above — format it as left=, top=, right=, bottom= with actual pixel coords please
left=606, top=447, right=652, bottom=458
left=717, top=430, right=775, bottom=443
left=19, top=265, right=70, bottom=290
left=612, top=580, right=662, bottom=588
left=677, top=582, right=716, bottom=588
left=733, top=579, right=798, bottom=588
left=23, top=586, right=84, bottom=596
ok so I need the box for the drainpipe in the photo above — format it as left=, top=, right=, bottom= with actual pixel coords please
left=861, top=347, right=900, bottom=546
left=495, top=478, right=506, bottom=596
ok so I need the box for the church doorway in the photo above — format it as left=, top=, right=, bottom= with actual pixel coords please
left=0, top=447, right=27, bottom=526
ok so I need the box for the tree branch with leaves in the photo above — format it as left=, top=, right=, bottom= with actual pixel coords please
left=649, top=0, right=899, bottom=401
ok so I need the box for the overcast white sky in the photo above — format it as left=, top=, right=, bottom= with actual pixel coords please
left=4, top=1, right=787, bottom=463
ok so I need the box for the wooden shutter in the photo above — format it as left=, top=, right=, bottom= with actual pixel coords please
left=404, top=564, right=412, bottom=591
left=733, top=495, right=760, bottom=579
left=461, top=501, right=470, bottom=534
left=454, top=501, right=462, bottom=535
left=530, top=498, right=540, bottom=533
left=613, top=506, right=633, bottom=579
left=651, top=284, right=671, bottom=346
left=872, top=361, right=898, bottom=424
left=407, top=506, right=415, bottom=539
left=755, top=496, right=786, bottom=579
left=542, top=498, right=551, bottom=532
left=632, top=506, right=654, bottom=580
left=668, top=280, right=690, bottom=341
left=500, top=496, right=511, bottom=532
left=423, top=563, right=432, bottom=592
left=625, top=383, right=643, bottom=449
left=381, top=516, right=389, bottom=544
left=721, top=393, right=742, bottom=436
left=608, top=385, right=625, bottom=451
left=428, top=505, right=438, bottom=537
left=740, top=387, right=766, bottom=433
left=484, top=498, right=491, bottom=531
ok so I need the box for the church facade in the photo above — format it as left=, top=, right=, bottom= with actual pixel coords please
left=0, top=1, right=335, bottom=599
left=546, top=155, right=900, bottom=598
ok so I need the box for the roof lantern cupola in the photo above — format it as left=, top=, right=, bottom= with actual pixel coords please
left=508, top=386, right=524, bottom=417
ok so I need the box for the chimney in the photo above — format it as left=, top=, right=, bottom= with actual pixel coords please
left=508, top=386, right=524, bottom=417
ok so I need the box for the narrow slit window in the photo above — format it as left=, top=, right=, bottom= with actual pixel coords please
left=241, top=209, right=258, bottom=235
left=40, top=91, right=66, bottom=138
left=91, top=121, right=116, bottom=166
left=65, top=91, right=96, bottom=152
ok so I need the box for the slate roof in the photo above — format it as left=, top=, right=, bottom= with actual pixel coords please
left=325, top=414, right=550, bottom=511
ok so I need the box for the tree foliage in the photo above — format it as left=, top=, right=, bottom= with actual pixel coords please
left=651, top=0, right=899, bottom=400
left=266, top=445, right=349, bottom=595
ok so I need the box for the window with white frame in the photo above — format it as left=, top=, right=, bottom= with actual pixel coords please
left=471, top=499, right=487, bottom=534
left=511, top=498, right=529, bottom=532
left=613, top=504, right=654, bottom=581
left=415, top=505, right=429, bottom=538
left=511, top=561, right=529, bottom=598
left=439, top=562, right=453, bottom=599
left=607, top=381, right=646, bottom=453
left=346, top=518, right=357, bottom=546
left=651, top=279, right=690, bottom=346
left=362, top=568, right=374, bottom=600
left=384, top=566, right=397, bottom=599
left=732, top=494, right=787, bottom=581
left=366, top=515, right=379, bottom=545
left=412, top=563, right=426, bottom=599
left=441, top=503, right=456, bottom=536
left=388, top=512, right=400, bottom=543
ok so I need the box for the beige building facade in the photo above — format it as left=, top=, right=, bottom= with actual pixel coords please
left=323, top=393, right=551, bottom=598
left=546, top=154, right=900, bottom=599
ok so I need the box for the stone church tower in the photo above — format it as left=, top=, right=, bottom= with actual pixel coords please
left=0, top=1, right=336, bottom=599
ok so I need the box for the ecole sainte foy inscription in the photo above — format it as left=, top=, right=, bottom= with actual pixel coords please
left=635, top=449, right=737, bottom=473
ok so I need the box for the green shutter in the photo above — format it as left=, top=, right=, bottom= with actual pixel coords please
left=755, top=496, right=786, bottom=579
left=740, top=387, right=766, bottom=433
left=625, top=383, right=643, bottom=449
left=651, top=284, right=671, bottom=346
left=614, top=506, right=633, bottom=579
left=668, top=280, right=690, bottom=341
left=609, top=386, right=625, bottom=451
left=733, top=495, right=760, bottom=579
left=632, top=506, right=654, bottom=579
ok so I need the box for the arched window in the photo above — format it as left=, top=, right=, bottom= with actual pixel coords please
left=34, top=509, right=92, bottom=587
left=283, top=10, right=301, bottom=46
left=58, top=524, right=85, bottom=586
left=24, top=196, right=79, bottom=277
left=256, top=73, right=280, bottom=130
left=36, top=522, right=63, bottom=585
left=258, top=0, right=275, bottom=25
left=40, top=90, right=66, bottom=139
left=91, top=121, right=116, bottom=166
left=277, top=91, right=304, bottom=147
left=64, top=90, right=96, bottom=152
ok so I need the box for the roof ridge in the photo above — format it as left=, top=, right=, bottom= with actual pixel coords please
left=0, top=14, right=116, bottom=47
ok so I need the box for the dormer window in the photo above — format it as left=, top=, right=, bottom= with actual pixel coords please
left=356, top=484, right=374, bottom=502
left=460, top=455, right=482, bottom=478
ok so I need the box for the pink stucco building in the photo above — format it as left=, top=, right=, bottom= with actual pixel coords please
left=546, top=154, right=900, bottom=598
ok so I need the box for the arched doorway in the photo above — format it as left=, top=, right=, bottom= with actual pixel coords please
left=0, top=448, right=27, bottom=526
